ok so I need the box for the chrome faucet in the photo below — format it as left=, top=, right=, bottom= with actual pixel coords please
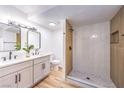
left=1, top=57, right=6, bottom=61
left=9, top=51, right=12, bottom=60
left=34, top=49, right=39, bottom=55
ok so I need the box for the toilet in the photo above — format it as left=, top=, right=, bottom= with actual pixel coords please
left=50, top=55, right=60, bottom=71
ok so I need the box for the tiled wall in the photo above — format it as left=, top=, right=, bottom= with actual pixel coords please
left=73, top=21, right=110, bottom=81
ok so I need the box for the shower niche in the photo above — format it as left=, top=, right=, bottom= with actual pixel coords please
left=111, top=31, right=119, bottom=44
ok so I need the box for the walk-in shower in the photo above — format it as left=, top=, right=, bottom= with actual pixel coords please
left=66, top=22, right=116, bottom=88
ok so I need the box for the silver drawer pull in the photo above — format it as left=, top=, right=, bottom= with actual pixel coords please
left=18, top=73, right=21, bottom=82
left=15, top=75, right=18, bottom=84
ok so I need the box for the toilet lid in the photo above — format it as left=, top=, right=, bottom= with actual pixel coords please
left=51, top=60, right=60, bottom=64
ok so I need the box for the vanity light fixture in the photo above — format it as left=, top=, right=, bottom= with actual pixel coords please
left=8, top=20, right=37, bottom=30
left=49, top=22, right=56, bottom=27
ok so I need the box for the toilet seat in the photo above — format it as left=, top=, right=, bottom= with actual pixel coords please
left=50, top=59, right=60, bottom=71
left=51, top=60, right=60, bottom=65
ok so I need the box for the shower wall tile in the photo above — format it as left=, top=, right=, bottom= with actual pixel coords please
left=73, top=21, right=110, bottom=81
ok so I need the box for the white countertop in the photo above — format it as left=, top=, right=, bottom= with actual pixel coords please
left=0, top=52, right=53, bottom=69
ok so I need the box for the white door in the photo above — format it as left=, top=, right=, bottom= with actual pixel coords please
left=0, top=72, right=18, bottom=88
left=34, top=63, right=44, bottom=83
left=18, top=67, right=33, bottom=88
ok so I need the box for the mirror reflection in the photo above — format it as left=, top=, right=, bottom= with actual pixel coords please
left=27, top=30, right=41, bottom=49
left=0, top=23, right=21, bottom=51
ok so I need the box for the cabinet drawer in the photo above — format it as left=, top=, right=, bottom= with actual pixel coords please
left=34, top=56, right=50, bottom=65
left=0, top=60, right=33, bottom=78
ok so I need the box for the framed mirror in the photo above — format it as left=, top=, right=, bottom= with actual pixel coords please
left=0, top=23, right=21, bottom=52
left=27, top=30, right=41, bottom=49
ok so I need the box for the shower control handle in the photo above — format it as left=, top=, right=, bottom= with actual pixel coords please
left=69, top=46, right=72, bottom=50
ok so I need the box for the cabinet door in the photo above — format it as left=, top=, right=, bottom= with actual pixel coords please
left=42, top=61, right=50, bottom=76
left=0, top=72, right=18, bottom=88
left=34, top=61, right=50, bottom=84
left=18, top=67, right=33, bottom=88
left=34, top=63, right=44, bottom=84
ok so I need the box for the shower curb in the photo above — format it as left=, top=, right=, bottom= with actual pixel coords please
left=66, top=76, right=105, bottom=88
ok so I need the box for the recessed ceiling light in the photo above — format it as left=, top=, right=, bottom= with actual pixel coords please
left=49, top=22, right=56, bottom=27
left=90, top=34, right=98, bottom=39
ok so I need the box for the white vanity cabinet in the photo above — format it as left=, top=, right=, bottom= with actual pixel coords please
left=34, top=55, right=50, bottom=84
left=0, top=67, right=33, bottom=88
left=0, top=60, right=33, bottom=88
left=0, top=54, right=51, bottom=88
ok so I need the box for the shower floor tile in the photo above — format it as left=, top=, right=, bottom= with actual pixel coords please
left=69, top=70, right=116, bottom=88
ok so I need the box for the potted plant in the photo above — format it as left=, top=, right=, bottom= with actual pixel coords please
left=23, top=43, right=34, bottom=57
left=15, top=42, right=21, bottom=51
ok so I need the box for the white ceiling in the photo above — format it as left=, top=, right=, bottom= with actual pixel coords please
left=13, top=5, right=121, bottom=30
left=14, top=5, right=56, bottom=16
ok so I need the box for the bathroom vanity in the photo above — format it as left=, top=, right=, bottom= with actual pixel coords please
left=0, top=19, right=51, bottom=88
left=0, top=53, right=51, bottom=88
